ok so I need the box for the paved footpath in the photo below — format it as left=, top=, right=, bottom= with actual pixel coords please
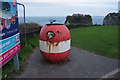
left=15, top=47, right=119, bottom=78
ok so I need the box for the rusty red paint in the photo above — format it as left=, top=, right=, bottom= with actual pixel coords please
left=40, top=50, right=70, bottom=63
left=40, top=25, right=70, bottom=42
left=39, top=24, right=70, bottom=63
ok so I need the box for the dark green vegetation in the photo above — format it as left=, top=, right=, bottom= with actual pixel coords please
left=19, top=23, right=41, bottom=33
left=71, top=26, right=118, bottom=59
left=103, top=13, right=120, bottom=26
left=2, top=34, right=39, bottom=78
left=65, top=14, right=92, bottom=28
left=2, top=23, right=40, bottom=78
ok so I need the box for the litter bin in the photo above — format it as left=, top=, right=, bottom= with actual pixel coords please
left=39, top=24, right=71, bottom=63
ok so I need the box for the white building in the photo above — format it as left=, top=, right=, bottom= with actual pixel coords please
left=119, top=1, right=120, bottom=13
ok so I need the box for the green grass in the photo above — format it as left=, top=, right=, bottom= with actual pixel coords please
left=70, top=26, right=118, bottom=59
left=2, top=34, right=39, bottom=78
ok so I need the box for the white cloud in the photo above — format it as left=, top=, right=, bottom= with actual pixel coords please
left=60, top=2, right=107, bottom=8
left=17, top=1, right=118, bottom=17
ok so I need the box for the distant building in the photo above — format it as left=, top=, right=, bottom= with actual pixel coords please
left=118, top=1, right=120, bottom=13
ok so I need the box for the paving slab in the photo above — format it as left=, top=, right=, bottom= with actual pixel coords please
left=15, top=47, right=119, bottom=78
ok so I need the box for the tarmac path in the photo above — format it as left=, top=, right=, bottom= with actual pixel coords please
left=15, top=47, right=119, bottom=78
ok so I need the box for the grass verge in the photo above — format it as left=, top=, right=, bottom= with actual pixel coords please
left=70, top=26, right=119, bottom=59
left=2, top=34, right=39, bottom=78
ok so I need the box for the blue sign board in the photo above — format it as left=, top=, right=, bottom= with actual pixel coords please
left=0, top=0, right=21, bottom=66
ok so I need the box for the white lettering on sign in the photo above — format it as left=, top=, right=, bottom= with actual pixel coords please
left=14, top=46, right=18, bottom=50
left=0, top=40, right=11, bottom=49
left=0, top=57, right=3, bottom=62
left=0, top=33, right=5, bottom=37
left=3, top=52, right=10, bottom=58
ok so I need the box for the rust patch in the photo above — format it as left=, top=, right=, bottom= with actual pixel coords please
left=57, top=31, right=61, bottom=34
left=46, top=41, right=60, bottom=53
left=49, top=41, right=53, bottom=43
left=54, top=42, right=59, bottom=46
left=46, top=42, right=51, bottom=53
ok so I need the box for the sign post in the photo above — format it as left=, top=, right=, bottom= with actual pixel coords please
left=13, top=53, right=19, bottom=72
left=17, top=2, right=26, bottom=46
left=0, top=0, right=21, bottom=73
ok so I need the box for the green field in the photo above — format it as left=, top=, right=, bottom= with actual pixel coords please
left=70, top=26, right=118, bottom=59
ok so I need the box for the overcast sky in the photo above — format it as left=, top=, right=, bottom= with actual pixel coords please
left=17, top=0, right=120, bottom=17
